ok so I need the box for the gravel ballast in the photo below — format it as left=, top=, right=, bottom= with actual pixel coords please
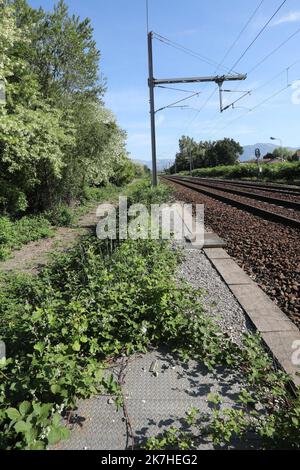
left=176, top=246, right=253, bottom=344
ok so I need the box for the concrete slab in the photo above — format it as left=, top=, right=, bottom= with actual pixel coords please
left=54, top=395, right=127, bottom=450
left=230, top=282, right=297, bottom=320
left=209, top=258, right=253, bottom=286
left=185, top=233, right=226, bottom=249
left=204, top=252, right=300, bottom=388
left=203, top=232, right=226, bottom=248
left=204, top=248, right=231, bottom=259
left=54, top=349, right=246, bottom=450
left=262, top=331, right=300, bottom=388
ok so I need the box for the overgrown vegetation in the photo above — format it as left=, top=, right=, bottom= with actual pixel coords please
left=146, top=333, right=300, bottom=450
left=0, top=183, right=130, bottom=261
left=0, top=0, right=145, bottom=219
left=0, top=181, right=299, bottom=450
left=0, top=215, right=54, bottom=260
left=186, top=161, right=300, bottom=183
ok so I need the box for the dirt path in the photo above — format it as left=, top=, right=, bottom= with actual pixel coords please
left=0, top=204, right=101, bottom=275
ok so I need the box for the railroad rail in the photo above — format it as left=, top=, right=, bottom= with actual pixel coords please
left=163, top=176, right=300, bottom=229
left=170, top=176, right=300, bottom=211
left=189, top=177, right=300, bottom=197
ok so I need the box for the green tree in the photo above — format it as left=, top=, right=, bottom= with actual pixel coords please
left=272, top=147, right=293, bottom=161
left=25, top=0, right=104, bottom=102
left=0, top=0, right=134, bottom=215
left=207, top=138, right=243, bottom=167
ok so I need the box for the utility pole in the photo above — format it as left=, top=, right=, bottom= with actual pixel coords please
left=184, top=145, right=193, bottom=175
left=147, top=31, right=247, bottom=186
left=147, top=32, right=157, bottom=187
left=189, top=147, right=192, bottom=176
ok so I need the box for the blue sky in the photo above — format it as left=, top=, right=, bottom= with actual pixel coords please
left=28, top=0, right=300, bottom=161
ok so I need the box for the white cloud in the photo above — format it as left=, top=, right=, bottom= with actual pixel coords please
left=273, top=11, right=300, bottom=26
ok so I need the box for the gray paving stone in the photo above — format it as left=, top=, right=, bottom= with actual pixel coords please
left=262, top=331, right=300, bottom=387
left=204, top=248, right=231, bottom=259
left=209, top=258, right=253, bottom=285
left=229, top=284, right=299, bottom=332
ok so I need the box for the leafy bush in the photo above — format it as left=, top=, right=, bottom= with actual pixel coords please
left=0, top=232, right=235, bottom=449
left=0, top=1, right=135, bottom=216
left=44, top=205, right=74, bottom=228
left=0, top=216, right=54, bottom=261
left=81, top=184, right=123, bottom=204
left=127, top=179, right=174, bottom=206
left=189, top=161, right=300, bottom=182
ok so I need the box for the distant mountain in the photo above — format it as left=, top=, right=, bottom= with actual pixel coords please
left=241, top=143, right=298, bottom=162
left=133, top=143, right=300, bottom=169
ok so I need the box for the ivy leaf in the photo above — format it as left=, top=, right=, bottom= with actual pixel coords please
left=50, top=384, right=61, bottom=395
left=48, top=427, right=62, bottom=446
left=292, top=417, right=299, bottom=427
left=6, top=408, right=21, bottom=421
left=19, top=401, right=31, bottom=416
left=33, top=342, right=45, bottom=353
left=14, top=420, right=31, bottom=434
left=72, top=341, right=81, bottom=352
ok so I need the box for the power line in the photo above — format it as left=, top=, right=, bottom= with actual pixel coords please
left=157, top=85, right=199, bottom=93
left=146, top=0, right=149, bottom=33
left=229, top=0, right=288, bottom=73
left=180, top=1, right=265, bottom=134
left=248, top=26, right=300, bottom=75
left=155, top=92, right=201, bottom=114
left=210, top=82, right=294, bottom=137
left=207, top=58, right=300, bottom=137
left=153, top=32, right=236, bottom=73
left=218, top=0, right=265, bottom=70
left=220, top=52, right=300, bottom=113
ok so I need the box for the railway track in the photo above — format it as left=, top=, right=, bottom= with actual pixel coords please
left=163, top=176, right=300, bottom=229
left=192, top=177, right=300, bottom=196
left=163, top=176, right=300, bottom=329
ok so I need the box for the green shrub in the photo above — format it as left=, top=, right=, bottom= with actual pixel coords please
left=0, top=216, right=54, bottom=261
left=44, top=205, right=74, bottom=227
left=127, top=179, right=174, bottom=206
left=81, top=184, right=122, bottom=204
left=0, top=183, right=28, bottom=216
left=189, top=161, right=300, bottom=182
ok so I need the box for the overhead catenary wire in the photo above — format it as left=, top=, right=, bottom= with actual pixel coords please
left=180, top=0, right=267, bottom=135
left=153, top=32, right=237, bottom=74
left=247, top=26, right=300, bottom=75
left=228, top=0, right=288, bottom=73
left=218, top=0, right=265, bottom=71
left=209, top=82, right=295, bottom=138
left=155, top=92, right=201, bottom=114
left=215, top=56, right=300, bottom=118
left=216, top=10, right=300, bottom=115
left=157, top=85, right=199, bottom=94
left=146, top=0, right=149, bottom=33
left=206, top=57, right=300, bottom=137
